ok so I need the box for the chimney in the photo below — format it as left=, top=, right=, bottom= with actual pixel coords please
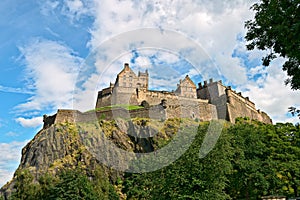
left=209, top=78, right=213, bottom=84
left=124, top=63, right=129, bottom=70
left=198, top=82, right=202, bottom=89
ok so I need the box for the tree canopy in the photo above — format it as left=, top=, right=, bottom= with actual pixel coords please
left=245, top=0, right=300, bottom=90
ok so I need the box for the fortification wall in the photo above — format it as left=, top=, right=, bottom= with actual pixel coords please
left=43, top=114, right=56, bottom=128
left=226, top=89, right=272, bottom=124
left=96, top=92, right=112, bottom=108
left=97, top=106, right=166, bottom=120
left=113, top=87, right=137, bottom=105
left=164, top=97, right=217, bottom=121
left=198, top=102, right=218, bottom=121
left=226, top=89, right=256, bottom=111
left=54, top=109, right=79, bottom=123
left=196, top=80, right=272, bottom=124
left=137, top=90, right=176, bottom=105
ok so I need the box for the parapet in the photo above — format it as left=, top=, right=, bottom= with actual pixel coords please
left=225, top=86, right=256, bottom=109
left=43, top=109, right=79, bottom=128
left=198, top=79, right=223, bottom=89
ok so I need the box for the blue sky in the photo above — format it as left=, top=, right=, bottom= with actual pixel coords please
left=0, top=0, right=299, bottom=186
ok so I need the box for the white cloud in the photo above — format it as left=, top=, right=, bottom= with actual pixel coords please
left=40, top=0, right=93, bottom=22
left=39, top=0, right=60, bottom=16
left=15, top=117, right=43, bottom=128
left=16, top=39, right=82, bottom=113
left=5, top=131, right=19, bottom=137
left=0, top=85, right=34, bottom=94
left=0, top=140, right=28, bottom=187
left=62, top=0, right=93, bottom=21
left=84, top=0, right=256, bottom=86
left=242, top=59, right=300, bottom=123
left=134, top=56, right=152, bottom=69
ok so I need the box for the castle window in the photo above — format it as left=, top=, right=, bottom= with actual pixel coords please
left=129, top=83, right=132, bottom=87
left=123, top=82, right=126, bottom=87
left=129, top=76, right=132, bottom=81
left=124, top=76, right=126, bottom=80
left=190, top=88, right=193, bottom=91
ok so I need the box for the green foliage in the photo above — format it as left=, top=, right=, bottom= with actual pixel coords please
left=11, top=169, right=40, bottom=200
left=226, top=121, right=271, bottom=199
left=227, top=119, right=300, bottom=199
left=272, top=123, right=300, bottom=197
left=10, top=168, right=119, bottom=200
left=123, top=120, right=300, bottom=199
left=87, top=104, right=143, bottom=112
left=47, top=169, right=98, bottom=200
left=245, top=0, right=300, bottom=90
left=92, top=166, right=119, bottom=200
left=123, top=122, right=233, bottom=199
left=288, top=106, right=300, bottom=119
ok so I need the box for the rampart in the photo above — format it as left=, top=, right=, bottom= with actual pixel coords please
left=43, top=97, right=218, bottom=128
left=197, top=79, right=272, bottom=124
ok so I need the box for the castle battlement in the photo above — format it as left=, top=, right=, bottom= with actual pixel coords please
left=197, top=79, right=222, bottom=89
left=225, top=87, right=256, bottom=111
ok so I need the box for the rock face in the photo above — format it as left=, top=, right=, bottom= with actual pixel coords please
left=0, top=118, right=181, bottom=199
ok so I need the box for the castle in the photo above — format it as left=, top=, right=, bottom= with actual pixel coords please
left=43, top=63, right=272, bottom=128
left=94, top=63, right=272, bottom=124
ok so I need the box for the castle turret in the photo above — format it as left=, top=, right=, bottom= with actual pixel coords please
left=137, top=70, right=149, bottom=90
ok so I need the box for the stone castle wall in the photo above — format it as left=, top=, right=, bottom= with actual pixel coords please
left=44, top=97, right=218, bottom=128
left=103, top=89, right=218, bottom=121
left=197, top=80, right=272, bottom=124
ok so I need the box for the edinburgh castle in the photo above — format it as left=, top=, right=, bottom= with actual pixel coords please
left=43, top=63, right=272, bottom=127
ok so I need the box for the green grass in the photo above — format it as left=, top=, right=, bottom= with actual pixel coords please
left=86, top=104, right=143, bottom=113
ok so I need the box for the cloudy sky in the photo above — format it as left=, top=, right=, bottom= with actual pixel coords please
left=0, top=0, right=299, bottom=186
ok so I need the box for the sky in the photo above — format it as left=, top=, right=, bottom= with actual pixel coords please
left=0, top=0, right=300, bottom=187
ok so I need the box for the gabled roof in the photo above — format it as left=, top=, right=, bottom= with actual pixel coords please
left=181, top=75, right=196, bottom=88
left=117, top=63, right=136, bottom=77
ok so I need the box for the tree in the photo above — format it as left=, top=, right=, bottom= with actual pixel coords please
left=48, top=169, right=99, bottom=200
left=288, top=106, right=300, bottom=119
left=123, top=121, right=234, bottom=199
left=245, top=0, right=300, bottom=90
left=226, top=120, right=272, bottom=199
left=272, top=123, right=300, bottom=197
left=10, top=169, right=40, bottom=200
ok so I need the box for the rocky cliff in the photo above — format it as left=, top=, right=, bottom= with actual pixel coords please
left=0, top=117, right=187, bottom=199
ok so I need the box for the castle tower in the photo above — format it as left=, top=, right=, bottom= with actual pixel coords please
left=137, top=70, right=149, bottom=90
left=197, top=79, right=228, bottom=120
